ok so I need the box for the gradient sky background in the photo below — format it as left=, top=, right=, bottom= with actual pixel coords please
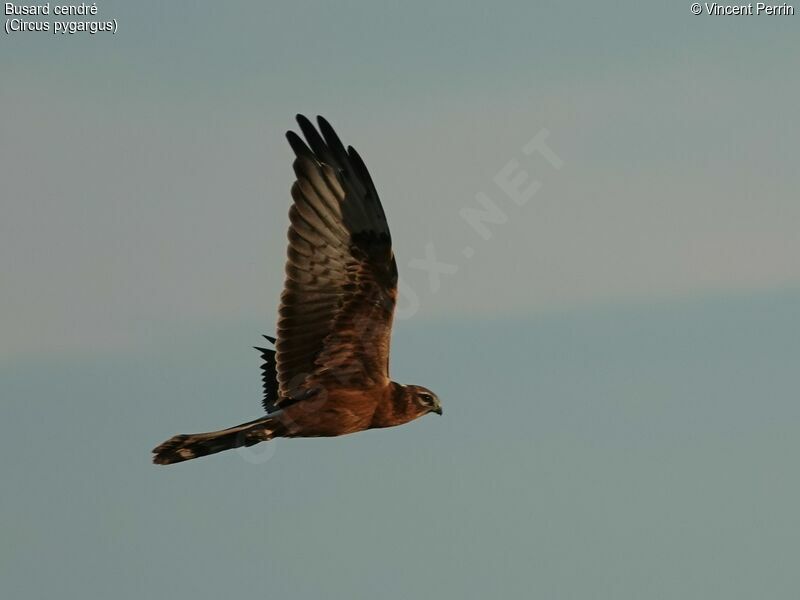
left=2, top=2, right=799, bottom=598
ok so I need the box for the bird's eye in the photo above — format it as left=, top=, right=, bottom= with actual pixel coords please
left=419, top=393, right=434, bottom=404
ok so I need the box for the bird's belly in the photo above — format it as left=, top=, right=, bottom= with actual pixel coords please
left=281, top=396, right=375, bottom=438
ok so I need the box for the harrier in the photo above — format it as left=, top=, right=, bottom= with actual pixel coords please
left=153, top=115, right=441, bottom=465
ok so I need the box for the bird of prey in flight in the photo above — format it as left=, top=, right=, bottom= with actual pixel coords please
left=153, top=115, right=442, bottom=465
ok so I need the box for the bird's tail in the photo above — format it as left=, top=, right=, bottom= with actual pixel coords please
left=152, top=416, right=282, bottom=465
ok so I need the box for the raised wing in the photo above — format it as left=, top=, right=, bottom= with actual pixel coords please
left=254, top=336, right=280, bottom=413
left=273, top=115, right=398, bottom=408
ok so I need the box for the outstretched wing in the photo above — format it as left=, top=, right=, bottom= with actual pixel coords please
left=254, top=336, right=280, bottom=413
left=273, top=115, right=398, bottom=407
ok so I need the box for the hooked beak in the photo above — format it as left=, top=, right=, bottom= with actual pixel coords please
left=431, top=402, right=443, bottom=416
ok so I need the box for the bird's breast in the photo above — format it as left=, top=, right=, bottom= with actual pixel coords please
left=281, top=388, right=382, bottom=437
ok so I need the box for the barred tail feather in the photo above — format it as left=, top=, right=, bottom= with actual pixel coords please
left=152, top=416, right=280, bottom=465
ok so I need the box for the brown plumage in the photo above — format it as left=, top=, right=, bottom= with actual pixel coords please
left=152, top=115, right=441, bottom=465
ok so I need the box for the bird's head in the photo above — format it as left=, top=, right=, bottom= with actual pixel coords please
left=406, top=385, right=442, bottom=416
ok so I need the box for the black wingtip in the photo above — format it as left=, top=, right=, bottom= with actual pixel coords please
left=317, top=115, right=340, bottom=144
left=263, top=335, right=276, bottom=343
left=296, top=113, right=313, bottom=129
left=316, top=114, right=332, bottom=129
left=286, top=130, right=312, bottom=159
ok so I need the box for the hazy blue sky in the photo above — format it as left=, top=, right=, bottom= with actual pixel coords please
left=2, top=2, right=799, bottom=598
